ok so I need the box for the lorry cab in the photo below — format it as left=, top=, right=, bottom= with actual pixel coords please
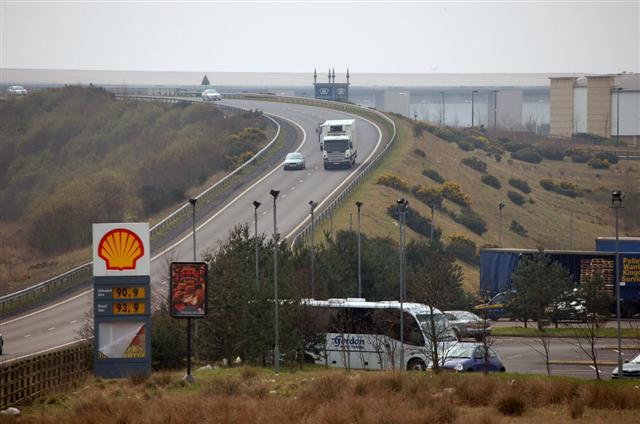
left=320, top=119, right=357, bottom=169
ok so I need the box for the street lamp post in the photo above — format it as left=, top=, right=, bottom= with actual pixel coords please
left=498, top=202, right=505, bottom=247
left=397, top=198, right=409, bottom=370
left=309, top=200, right=318, bottom=297
left=471, top=90, right=479, bottom=127
left=270, top=189, right=280, bottom=373
left=429, top=204, right=435, bottom=242
left=440, top=91, right=445, bottom=126
left=185, top=198, right=197, bottom=383
left=611, top=190, right=625, bottom=379
left=253, top=201, right=261, bottom=289
left=356, top=201, right=363, bottom=298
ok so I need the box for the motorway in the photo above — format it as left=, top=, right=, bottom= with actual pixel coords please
left=0, top=99, right=383, bottom=363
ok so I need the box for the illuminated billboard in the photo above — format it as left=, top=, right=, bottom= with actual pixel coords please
left=170, top=262, right=208, bottom=318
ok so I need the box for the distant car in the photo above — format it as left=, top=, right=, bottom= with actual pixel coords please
left=444, top=310, right=492, bottom=341
left=612, top=353, right=640, bottom=379
left=201, top=88, right=222, bottom=101
left=7, top=85, right=28, bottom=96
left=474, top=291, right=512, bottom=321
left=430, top=343, right=506, bottom=373
left=284, top=152, right=305, bottom=170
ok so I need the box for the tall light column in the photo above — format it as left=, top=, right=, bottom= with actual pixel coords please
left=356, top=201, right=363, bottom=298
left=498, top=202, right=505, bottom=247
left=611, top=190, right=625, bottom=379
left=253, top=201, right=261, bottom=289
left=397, top=198, right=409, bottom=370
left=309, top=200, right=318, bottom=297
left=270, top=189, right=280, bottom=373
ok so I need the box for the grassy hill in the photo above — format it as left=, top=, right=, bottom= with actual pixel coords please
left=316, top=116, right=640, bottom=292
left=0, top=86, right=272, bottom=293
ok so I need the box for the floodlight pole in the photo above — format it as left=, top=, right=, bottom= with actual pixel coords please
left=356, top=201, right=363, bottom=298
left=309, top=200, right=318, bottom=297
left=498, top=202, right=505, bottom=247
left=253, top=201, right=261, bottom=290
left=397, top=198, right=408, bottom=370
left=185, top=198, right=197, bottom=383
left=611, top=191, right=625, bottom=379
left=270, top=189, right=280, bottom=373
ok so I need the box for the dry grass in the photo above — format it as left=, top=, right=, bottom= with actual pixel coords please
left=10, top=368, right=640, bottom=424
left=315, top=117, right=640, bottom=291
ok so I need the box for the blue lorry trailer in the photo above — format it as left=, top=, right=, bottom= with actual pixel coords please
left=479, top=239, right=640, bottom=318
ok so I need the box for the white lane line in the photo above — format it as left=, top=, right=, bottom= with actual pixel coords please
left=589, top=365, right=601, bottom=374
left=1, top=111, right=307, bottom=328
left=299, top=180, right=304, bottom=183
left=24, top=334, right=31, bottom=338
left=285, top=113, right=383, bottom=240
left=2, top=339, right=89, bottom=365
left=48, top=327, right=55, bottom=331
left=290, top=187, right=295, bottom=190
left=70, top=320, right=77, bottom=324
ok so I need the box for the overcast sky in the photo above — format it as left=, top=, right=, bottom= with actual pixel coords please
left=1, top=1, right=638, bottom=74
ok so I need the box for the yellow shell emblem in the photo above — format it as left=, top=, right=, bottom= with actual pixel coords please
left=98, top=228, right=144, bottom=270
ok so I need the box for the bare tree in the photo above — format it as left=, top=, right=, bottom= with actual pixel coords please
left=477, top=309, right=499, bottom=375
left=527, top=328, right=553, bottom=375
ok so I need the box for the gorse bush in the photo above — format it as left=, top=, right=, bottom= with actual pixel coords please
left=413, top=148, right=426, bottom=158
left=540, top=178, right=582, bottom=198
left=461, top=156, right=488, bottom=173
left=508, top=178, right=532, bottom=194
left=510, top=220, right=528, bottom=236
left=387, top=205, right=442, bottom=241
left=481, top=174, right=501, bottom=189
left=507, top=190, right=526, bottom=206
left=450, top=207, right=487, bottom=235
left=535, top=145, right=566, bottom=160
left=511, top=148, right=543, bottom=164
left=566, top=149, right=592, bottom=163
left=0, top=86, right=268, bottom=253
left=412, top=185, right=444, bottom=208
left=595, top=151, right=619, bottom=164
left=441, top=182, right=472, bottom=207
left=447, top=235, right=479, bottom=265
left=588, top=157, right=611, bottom=169
left=377, top=173, right=409, bottom=192
left=422, top=168, right=445, bottom=183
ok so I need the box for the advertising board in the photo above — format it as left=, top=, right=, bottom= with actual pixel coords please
left=170, top=262, right=208, bottom=318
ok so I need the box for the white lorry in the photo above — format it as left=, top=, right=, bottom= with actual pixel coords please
left=320, top=119, right=357, bottom=169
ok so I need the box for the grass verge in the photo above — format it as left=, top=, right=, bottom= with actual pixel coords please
left=493, top=326, right=640, bottom=339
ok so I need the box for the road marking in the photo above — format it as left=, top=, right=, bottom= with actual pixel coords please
left=589, top=365, right=601, bottom=374
left=299, top=180, right=304, bottom=183
left=24, top=334, right=31, bottom=338
left=70, top=320, right=77, bottom=324
left=48, top=327, right=55, bottom=331
left=290, top=187, right=295, bottom=190
left=1, top=289, right=92, bottom=326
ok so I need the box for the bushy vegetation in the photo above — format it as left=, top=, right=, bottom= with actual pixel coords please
left=511, top=148, right=543, bottom=164
left=377, top=173, right=409, bottom=192
left=413, top=147, right=426, bottom=158
left=566, top=149, right=592, bottom=163
left=446, top=235, right=479, bottom=265
left=594, top=151, right=619, bottom=164
left=461, top=156, right=488, bottom=173
left=509, top=219, right=528, bottom=236
left=503, top=142, right=528, bottom=152
left=535, top=145, right=565, bottom=161
left=441, top=182, right=472, bottom=207
left=412, top=185, right=444, bottom=208
left=422, top=168, right=445, bottom=183
left=0, top=86, right=268, bottom=253
left=448, top=207, right=487, bottom=235
left=387, top=205, right=441, bottom=241
left=540, top=178, right=582, bottom=198
left=507, top=190, right=526, bottom=206
left=508, top=178, right=532, bottom=194
left=481, top=174, right=501, bottom=189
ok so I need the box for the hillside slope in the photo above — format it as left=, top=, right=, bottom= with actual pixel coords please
left=316, top=116, right=639, bottom=291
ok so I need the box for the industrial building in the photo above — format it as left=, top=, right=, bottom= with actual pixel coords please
left=549, top=73, right=639, bottom=144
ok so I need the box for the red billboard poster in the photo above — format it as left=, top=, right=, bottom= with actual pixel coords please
left=170, top=262, right=208, bottom=318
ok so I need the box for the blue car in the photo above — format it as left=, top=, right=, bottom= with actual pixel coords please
left=440, top=343, right=506, bottom=373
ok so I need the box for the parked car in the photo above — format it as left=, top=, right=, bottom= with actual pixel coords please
left=444, top=310, right=491, bottom=341
left=7, top=85, right=28, bottom=96
left=430, top=343, right=506, bottom=373
left=547, top=288, right=587, bottom=323
left=474, top=291, right=512, bottom=321
left=612, top=353, right=640, bottom=379
left=201, top=88, right=222, bottom=101
left=284, top=152, right=305, bottom=170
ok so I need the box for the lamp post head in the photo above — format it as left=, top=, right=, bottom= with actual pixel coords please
left=270, top=189, right=280, bottom=199
left=397, top=198, right=409, bottom=210
left=309, top=200, right=318, bottom=211
left=253, top=200, right=261, bottom=209
left=499, top=202, right=505, bottom=210
left=356, top=201, right=363, bottom=209
left=189, top=198, right=197, bottom=206
left=611, top=190, right=625, bottom=207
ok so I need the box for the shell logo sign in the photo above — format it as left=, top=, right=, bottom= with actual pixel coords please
left=93, top=223, right=150, bottom=277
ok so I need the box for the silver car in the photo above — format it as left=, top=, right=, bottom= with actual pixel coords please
left=284, top=152, right=305, bottom=170
left=612, top=353, right=640, bottom=379
left=8, top=85, right=28, bottom=96
left=444, top=310, right=492, bottom=341
left=201, top=88, right=222, bottom=101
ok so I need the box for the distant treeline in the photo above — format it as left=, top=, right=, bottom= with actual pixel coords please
left=0, top=86, right=268, bottom=253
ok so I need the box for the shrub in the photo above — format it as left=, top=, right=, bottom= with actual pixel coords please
left=456, top=208, right=487, bottom=235
left=387, top=205, right=441, bottom=240
left=509, top=220, right=528, bottom=236
left=495, top=393, right=526, bottom=416
left=377, top=173, right=409, bottom=192
left=481, top=174, right=501, bottom=189
left=447, top=235, right=479, bottom=264
left=413, top=122, right=430, bottom=137
left=461, top=156, right=488, bottom=173
left=422, top=168, right=444, bottom=183
left=456, top=140, right=475, bottom=151
left=470, top=135, right=490, bottom=149
left=413, top=185, right=444, bottom=208
left=567, top=149, right=592, bottom=163
left=539, top=178, right=581, bottom=198
left=536, top=145, right=566, bottom=160
left=441, top=182, right=472, bottom=207
left=413, top=147, right=426, bottom=158
left=503, top=142, right=528, bottom=152
left=507, top=190, right=526, bottom=206
left=511, top=148, right=543, bottom=164
left=588, top=157, right=611, bottom=169
left=508, top=178, right=531, bottom=194
left=595, top=151, right=619, bottom=164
